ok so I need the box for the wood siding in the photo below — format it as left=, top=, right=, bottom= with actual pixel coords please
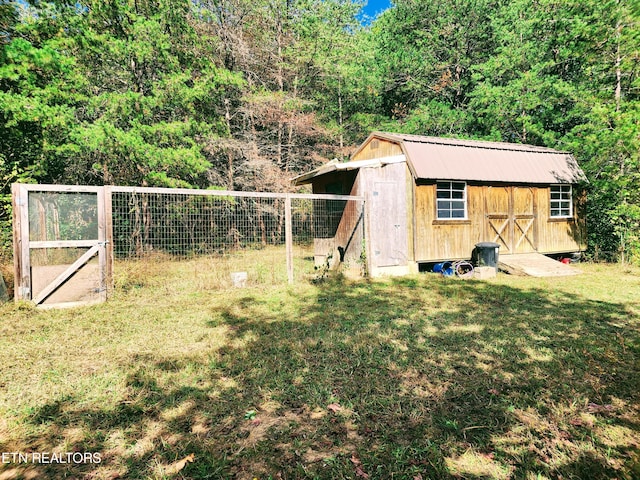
left=352, top=139, right=403, bottom=161
left=534, top=186, right=587, bottom=253
left=415, top=183, right=484, bottom=261
left=415, top=183, right=586, bottom=261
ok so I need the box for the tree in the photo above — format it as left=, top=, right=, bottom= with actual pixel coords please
left=562, top=0, right=640, bottom=263
left=196, top=0, right=357, bottom=191
left=467, top=0, right=600, bottom=144
left=64, top=0, right=245, bottom=187
left=372, top=0, right=498, bottom=121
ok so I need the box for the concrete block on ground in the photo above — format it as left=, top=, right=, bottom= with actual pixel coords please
left=474, top=266, right=496, bottom=280
left=230, top=271, right=248, bottom=288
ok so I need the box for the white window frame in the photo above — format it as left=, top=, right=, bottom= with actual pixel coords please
left=550, top=184, right=573, bottom=218
left=436, top=181, right=467, bottom=220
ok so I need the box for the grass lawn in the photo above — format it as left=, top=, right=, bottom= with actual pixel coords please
left=0, top=262, right=639, bottom=479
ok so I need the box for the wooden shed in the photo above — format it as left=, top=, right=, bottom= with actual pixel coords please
left=293, top=132, right=588, bottom=277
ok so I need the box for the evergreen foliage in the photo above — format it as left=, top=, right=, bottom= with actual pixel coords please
left=1, top=0, right=639, bottom=262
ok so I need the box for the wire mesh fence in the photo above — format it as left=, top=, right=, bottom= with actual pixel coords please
left=28, top=191, right=99, bottom=267
left=109, top=187, right=365, bottom=288
left=12, top=184, right=365, bottom=305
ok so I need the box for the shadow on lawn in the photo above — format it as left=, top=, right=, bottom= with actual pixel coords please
left=4, top=274, right=640, bottom=479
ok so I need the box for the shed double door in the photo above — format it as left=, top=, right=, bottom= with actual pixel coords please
left=484, top=186, right=537, bottom=254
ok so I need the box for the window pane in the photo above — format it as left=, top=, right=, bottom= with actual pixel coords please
left=437, top=181, right=466, bottom=219
left=551, top=201, right=560, bottom=209
left=551, top=209, right=560, bottom=216
left=551, top=193, right=561, bottom=200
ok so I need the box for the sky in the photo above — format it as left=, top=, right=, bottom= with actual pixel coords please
left=360, top=0, right=392, bottom=21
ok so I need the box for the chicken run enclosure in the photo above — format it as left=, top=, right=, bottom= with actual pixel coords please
left=12, top=184, right=365, bottom=307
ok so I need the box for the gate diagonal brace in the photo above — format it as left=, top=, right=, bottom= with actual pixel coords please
left=32, top=244, right=101, bottom=305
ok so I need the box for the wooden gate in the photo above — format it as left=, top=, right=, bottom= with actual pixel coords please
left=484, top=186, right=537, bottom=254
left=12, top=185, right=110, bottom=307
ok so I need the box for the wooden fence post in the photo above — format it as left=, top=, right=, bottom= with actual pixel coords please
left=103, top=186, right=114, bottom=297
left=11, top=183, right=21, bottom=301
left=12, top=184, right=31, bottom=301
left=285, top=194, right=294, bottom=284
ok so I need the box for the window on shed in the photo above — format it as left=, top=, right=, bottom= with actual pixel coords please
left=550, top=185, right=572, bottom=218
left=436, top=181, right=467, bottom=219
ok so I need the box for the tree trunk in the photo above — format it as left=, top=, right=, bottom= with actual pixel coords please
left=615, top=18, right=622, bottom=112
left=224, top=99, right=234, bottom=189
left=338, top=76, right=344, bottom=150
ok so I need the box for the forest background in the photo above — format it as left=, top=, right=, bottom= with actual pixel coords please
left=0, top=0, right=639, bottom=264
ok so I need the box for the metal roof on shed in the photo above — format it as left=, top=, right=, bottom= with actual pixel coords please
left=294, top=133, right=587, bottom=186
left=369, top=132, right=587, bottom=184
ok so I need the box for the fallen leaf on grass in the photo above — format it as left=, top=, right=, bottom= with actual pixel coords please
left=351, top=455, right=369, bottom=479
left=165, top=453, right=195, bottom=475
left=355, top=466, right=370, bottom=479
left=569, top=416, right=594, bottom=428
left=327, top=403, right=343, bottom=413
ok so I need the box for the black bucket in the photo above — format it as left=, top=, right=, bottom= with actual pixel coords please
left=472, top=242, right=500, bottom=271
